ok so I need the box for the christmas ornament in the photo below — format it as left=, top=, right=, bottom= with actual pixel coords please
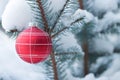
left=15, top=23, right=52, bottom=64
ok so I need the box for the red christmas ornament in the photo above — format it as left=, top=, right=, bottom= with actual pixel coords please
left=15, top=25, right=52, bottom=64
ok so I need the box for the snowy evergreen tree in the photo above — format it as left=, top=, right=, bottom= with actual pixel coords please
left=1, top=0, right=120, bottom=80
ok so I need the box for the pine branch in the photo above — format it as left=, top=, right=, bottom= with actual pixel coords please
left=50, top=0, right=70, bottom=33
left=51, top=17, right=84, bottom=38
left=37, top=0, right=49, bottom=32
left=55, top=52, right=81, bottom=67
left=36, top=1, right=59, bottom=80
left=78, top=0, right=84, bottom=9
left=51, top=27, right=68, bottom=38
left=50, top=51, right=59, bottom=80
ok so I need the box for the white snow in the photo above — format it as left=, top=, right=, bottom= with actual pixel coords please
left=106, top=34, right=118, bottom=45
left=2, top=0, right=33, bottom=32
left=0, top=0, right=9, bottom=20
left=82, top=73, right=95, bottom=80
left=80, top=72, right=120, bottom=80
left=66, top=69, right=81, bottom=80
left=110, top=71, right=120, bottom=80
left=96, top=77, right=109, bottom=80
left=1, top=0, right=68, bottom=32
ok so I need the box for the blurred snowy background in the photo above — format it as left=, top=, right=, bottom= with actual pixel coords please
left=1, top=0, right=120, bottom=80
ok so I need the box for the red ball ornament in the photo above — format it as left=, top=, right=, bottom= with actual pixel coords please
left=15, top=25, right=52, bottom=64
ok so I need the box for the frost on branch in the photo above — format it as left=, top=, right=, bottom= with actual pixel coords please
left=2, top=0, right=33, bottom=32
left=62, top=9, right=95, bottom=28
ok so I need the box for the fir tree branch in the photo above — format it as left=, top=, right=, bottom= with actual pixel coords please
left=50, top=51, right=59, bottom=80
left=50, top=0, right=70, bottom=33
left=55, top=52, right=81, bottom=63
left=51, top=27, right=68, bottom=38
left=78, top=0, right=84, bottom=9
left=37, top=0, right=49, bottom=32
left=51, top=17, right=84, bottom=38
left=36, top=1, right=59, bottom=80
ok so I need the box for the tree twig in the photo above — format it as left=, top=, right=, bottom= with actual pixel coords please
left=37, top=0, right=59, bottom=80
left=52, top=27, right=68, bottom=38
left=78, top=0, right=89, bottom=76
left=51, top=17, right=84, bottom=38
left=37, top=0, right=49, bottom=32
left=50, top=0, right=70, bottom=33
left=50, top=51, right=59, bottom=80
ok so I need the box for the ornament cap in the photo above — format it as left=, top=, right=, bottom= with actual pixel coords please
left=28, top=22, right=39, bottom=27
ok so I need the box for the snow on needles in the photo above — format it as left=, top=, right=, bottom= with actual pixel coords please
left=2, top=0, right=33, bottom=32
left=62, top=9, right=95, bottom=28
left=0, top=0, right=9, bottom=20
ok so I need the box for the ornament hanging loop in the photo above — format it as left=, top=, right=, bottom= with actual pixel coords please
left=28, top=22, right=39, bottom=27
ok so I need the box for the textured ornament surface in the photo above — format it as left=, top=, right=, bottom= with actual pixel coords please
left=16, top=26, right=52, bottom=64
